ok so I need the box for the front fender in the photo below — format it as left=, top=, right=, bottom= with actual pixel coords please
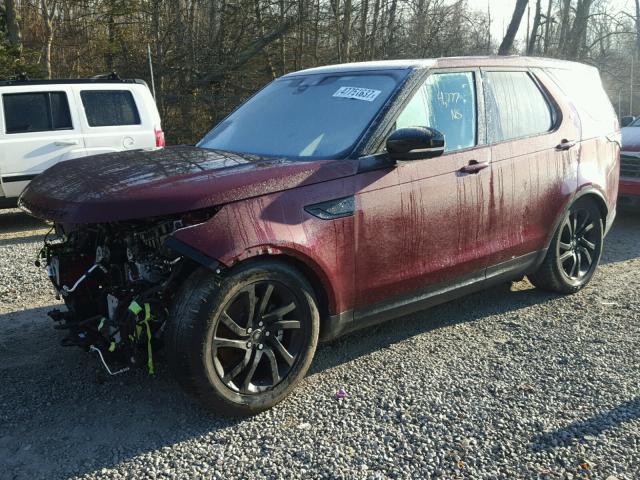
left=168, top=182, right=356, bottom=315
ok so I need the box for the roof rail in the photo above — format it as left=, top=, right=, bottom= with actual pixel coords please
left=0, top=72, right=146, bottom=87
left=90, top=71, right=121, bottom=81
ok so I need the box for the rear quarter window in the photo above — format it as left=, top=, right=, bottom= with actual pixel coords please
left=546, top=67, right=616, bottom=139
left=80, top=90, right=141, bottom=127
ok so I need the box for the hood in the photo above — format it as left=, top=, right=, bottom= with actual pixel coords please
left=19, top=146, right=357, bottom=223
left=622, top=126, right=640, bottom=153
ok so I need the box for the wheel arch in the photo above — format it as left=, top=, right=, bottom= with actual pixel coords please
left=230, top=252, right=333, bottom=321
left=544, top=187, right=609, bottom=251
left=167, top=234, right=337, bottom=318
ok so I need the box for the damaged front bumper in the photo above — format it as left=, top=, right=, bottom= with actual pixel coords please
left=38, top=211, right=220, bottom=375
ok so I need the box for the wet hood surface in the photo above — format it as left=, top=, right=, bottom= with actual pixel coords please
left=19, top=146, right=357, bottom=223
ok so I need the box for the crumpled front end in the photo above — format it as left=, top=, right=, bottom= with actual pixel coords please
left=40, top=209, right=218, bottom=374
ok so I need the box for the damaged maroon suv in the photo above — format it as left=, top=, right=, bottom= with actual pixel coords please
left=20, top=57, right=620, bottom=415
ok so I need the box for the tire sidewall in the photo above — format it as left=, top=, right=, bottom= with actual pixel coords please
left=188, top=262, right=319, bottom=413
left=553, top=200, right=603, bottom=291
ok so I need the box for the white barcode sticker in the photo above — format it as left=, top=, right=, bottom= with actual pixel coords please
left=333, top=86, right=382, bottom=102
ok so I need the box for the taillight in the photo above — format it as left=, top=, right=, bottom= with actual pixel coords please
left=154, top=126, right=165, bottom=148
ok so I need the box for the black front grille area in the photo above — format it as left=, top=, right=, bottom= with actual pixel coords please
left=621, top=154, right=640, bottom=178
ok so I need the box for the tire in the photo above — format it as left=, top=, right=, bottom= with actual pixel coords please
left=528, top=198, right=604, bottom=294
left=165, top=260, right=319, bottom=416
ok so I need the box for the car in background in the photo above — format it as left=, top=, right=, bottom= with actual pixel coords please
left=20, top=56, right=619, bottom=415
left=0, top=76, right=164, bottom=207
left=620, top=117, right=640, bottom=208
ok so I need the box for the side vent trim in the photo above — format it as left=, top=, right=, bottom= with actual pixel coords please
left=304, top=196, right=355, bottom=220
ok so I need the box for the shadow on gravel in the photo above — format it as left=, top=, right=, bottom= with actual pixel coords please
left=311, top=281, right=558, bottom=375
left=0, top=283, right=560, bottom=478
left=530, top=397, right=640, bottom=450
left=0, top=209, right=49, bottom=235
left=0, top=306, right=243, bottom=479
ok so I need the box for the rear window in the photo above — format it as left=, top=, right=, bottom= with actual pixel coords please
left=3, top=92, right=72, bottom=134
left=483, top=71, right=553, bottom=143
left=80, top=90, right=141, bottom=127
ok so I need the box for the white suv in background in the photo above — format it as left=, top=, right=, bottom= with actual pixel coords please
left=0, top=77, right=164, bottom=207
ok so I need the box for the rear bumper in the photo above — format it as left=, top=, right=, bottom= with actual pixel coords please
left=618, top=177, right=640, bottom=209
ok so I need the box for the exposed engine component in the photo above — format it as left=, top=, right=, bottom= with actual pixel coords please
left=38, top=211, right=217, bottom=375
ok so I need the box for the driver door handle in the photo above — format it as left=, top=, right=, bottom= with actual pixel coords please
left=556, top=139, right=576, bottom=151
left=460, top=160, right=489, bottom=174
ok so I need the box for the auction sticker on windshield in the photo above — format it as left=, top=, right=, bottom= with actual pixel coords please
left=333, top=86, right=382, bottom=102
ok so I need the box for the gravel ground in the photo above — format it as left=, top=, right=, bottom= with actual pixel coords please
left=0, top=207, right=638, bottom=480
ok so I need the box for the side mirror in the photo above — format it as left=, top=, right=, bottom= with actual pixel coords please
left=621, top=116, right=636, bottom=127
left=386, top=127, right=445, bottom=161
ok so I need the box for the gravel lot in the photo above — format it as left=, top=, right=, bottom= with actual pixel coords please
left=0, top=207, right=638, bottom=480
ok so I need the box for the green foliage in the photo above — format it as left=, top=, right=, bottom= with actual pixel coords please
left=0, top=40, right=42, bottom=79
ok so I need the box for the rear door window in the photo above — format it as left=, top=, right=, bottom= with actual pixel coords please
left=80, top=90, right=141, bottom=127
left=483, top=71, right=553, bottom=143
left=3, top=91, right=72, bottom=134
left=395, top=71, right=477, bottom=152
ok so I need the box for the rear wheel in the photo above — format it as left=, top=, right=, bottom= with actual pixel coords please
left=166, top=260, right=319, bottom=415
left=528, top=198, right=604, bottom=294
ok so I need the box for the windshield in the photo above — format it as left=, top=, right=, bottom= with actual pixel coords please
left=632, top=117, right=640, bottom=127
left=197, top=72, right=403, bottom=158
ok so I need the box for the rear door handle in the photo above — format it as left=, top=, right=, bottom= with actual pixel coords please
left=459, top=160, right=489, bottom=174
left=54, top=140, right=79, bottom=147
left=556, top=139, right=576, bottom=151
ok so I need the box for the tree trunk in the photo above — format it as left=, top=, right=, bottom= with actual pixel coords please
left=558, top=0, right=572, bottom=50
left=5, top=0, right=22, bottom=52
left=498, top=0, right=528, bottom=55
left=106, top=5, right=115, bottom=71
left=386, top=0, right=398, bottom=57
left=369, top=0, right=380, bottom=59
left=527, top=0, right=542, bottom=55
left=255, top=0, right=277, bottom=78
left=565, top=0, right=593, bottom=59
left=342, top=0, right=352, bottom=61
left=543, top=0, right=553, bottom=54
left=359, top=0, right=369, bottom=60
left=41, top=0, right=55, bottom=79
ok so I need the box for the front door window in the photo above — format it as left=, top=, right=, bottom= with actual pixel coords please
left=395, top=72, right=477, bottom=152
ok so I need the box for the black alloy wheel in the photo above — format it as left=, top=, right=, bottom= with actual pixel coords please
left=556, top=207, right=599, bottom=282
left=529, top=198, right=603, bottom=294
left=166, top=260, right=319, bottom=415
left=213, top=281, right=306, bottom=394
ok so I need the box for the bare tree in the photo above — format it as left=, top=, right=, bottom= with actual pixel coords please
left=1, top=0, right=631, bottom=143
left=40, top=0, right=57, bottom=79
left=527, top=0, right=541, bottom=54
left=565, top=0, right=594, bottom=58
left=498, top=0, right=528, bottom=55
left=543, top=0, right=554, bottom=54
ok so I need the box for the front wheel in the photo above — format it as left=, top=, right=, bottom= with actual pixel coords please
left=528, top=198, right=604, bottom=294
left=166, top=260, right=319, bottom=415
